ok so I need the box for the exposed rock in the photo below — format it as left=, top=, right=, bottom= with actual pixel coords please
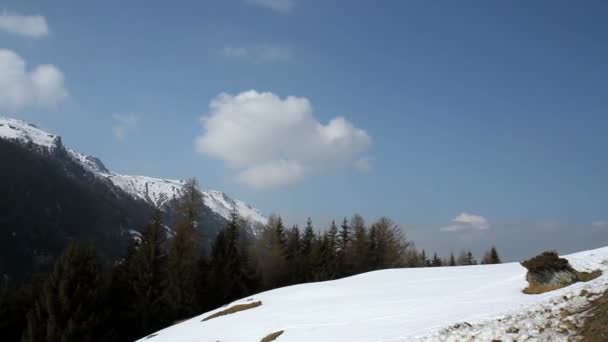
left=521, top=251, right=579, bottom=292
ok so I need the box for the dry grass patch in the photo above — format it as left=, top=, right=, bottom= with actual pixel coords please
left=577, top=270, right=602, bottom=282
left=260, top=330, right=284, bottom=342
left=578, top=289, right=608, bottom=341
left=201, top=301, right=262, bottom=321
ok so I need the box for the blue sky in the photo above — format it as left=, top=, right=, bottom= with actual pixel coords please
left=1, top=0, right=607, bottom=259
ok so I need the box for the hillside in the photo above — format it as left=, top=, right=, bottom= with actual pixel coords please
left=0, top=116, right=266, bottom=279
left=139, top=246, right=608, bottom=341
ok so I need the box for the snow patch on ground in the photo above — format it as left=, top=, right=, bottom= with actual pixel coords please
left=137, top=247, right=608, bottom=342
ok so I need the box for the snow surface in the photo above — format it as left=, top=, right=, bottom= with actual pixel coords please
left=0, top=116, right=267, bottom=226
left=138, top=246, right=608, bottom=342
left=0, top=116, right=60, bottom=148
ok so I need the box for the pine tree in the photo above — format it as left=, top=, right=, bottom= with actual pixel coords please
left=208, top=209, right=251, bottom=307
left=449, top=252, right=456, bottom=266
left=252, top=215, right=288, bottom=290
left=22, top=244, right=107, bottom=342
left=481, top=246, right=502, bottom=264
left=285, top=225, right=302, bottom=284
left=420, top=249, right=429, bottom=267
left=338, top=217, right=350, bottom=253
left=163, top=178, right=202, bottom=321
left=464, top=250, right=477, bottom=265
left=128, top=210, right=168, bottom=336
left=301, top=218, right=315, bottom=256
left=431, top=253, right=442, bottom=267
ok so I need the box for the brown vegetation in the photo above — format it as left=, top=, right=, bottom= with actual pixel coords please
left=260, top=330, right=284, bottom=342
left=201, top=301, right=262, bottom=321
left=578, top=289, right=608, bottom=341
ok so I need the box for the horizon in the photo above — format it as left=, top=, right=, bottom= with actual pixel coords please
left=1, top=0, right=607, bottom=261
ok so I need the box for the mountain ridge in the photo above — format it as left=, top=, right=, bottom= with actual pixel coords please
left=0, top=116, right=267, bottom=226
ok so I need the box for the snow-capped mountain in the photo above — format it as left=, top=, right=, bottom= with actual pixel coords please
left=0, top=116, right=267, bottom=226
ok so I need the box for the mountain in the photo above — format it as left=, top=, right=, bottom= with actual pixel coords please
left=138, top=246, right=608, bottom=341
left=0, top=116, right=267, bottom=279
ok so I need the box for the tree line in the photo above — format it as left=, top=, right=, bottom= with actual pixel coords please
left=0, top=179, right=501, bottom=342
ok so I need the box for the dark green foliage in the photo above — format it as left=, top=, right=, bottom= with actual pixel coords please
left=481, top=246, right=502, bottom=265
left=338, top=218, right=350, bottom=253
left=344, top=214, right=370, bottom=274
left=0, top=277, right=41, bottom=341
left=126, top=210, right=168, bottom=336
left=252, top=215, right=288, bottom=290
left=208, top=210, right=253, bottom=307
left=0, top=139, right=150, bottom=280
left=22, top=244, right=107, bottom=342
left=431, top=253, right=443, bottom=267
left=163, top=180, right=202, bottom=321
left=368, top=217, right=408, bottom=270
left=521, top=251, right=571, bottom=273
left=449, top=253, right=456, bottom=266
left=285, top=225, right=303, bottom=284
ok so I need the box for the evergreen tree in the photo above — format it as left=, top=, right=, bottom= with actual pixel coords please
left=22, top=244, right=107, bottom=342
left=208, top=209, right=251, bottom=308
left=128, top=210, right=168, bottom=335
left=338, top=217, right=350, bottom=253
left=449, top=252, right=456, bottom=266
left=481, top=246, right=502, bottom=264
left=301, top=218, right=315, bottom=256
left=285, top=225, right=302, bottom=284
left=299, top=218, right=316, bottom=280
left=420, top=249, right=429, bottom=267
left=344, top=214, right=370, bottom=275
left=163, top=178, right=202, bottom=321
left=368, top=217, right=409, bottom=270
left=252, top=215, right=288, bottom=290
left=431, top=253, right=442, bottom=267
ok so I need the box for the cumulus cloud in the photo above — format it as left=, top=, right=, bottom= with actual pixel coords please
left=244, top=0, right=295, bottom=13
left=195, top=90, right=372, bottom=189
left=592, top=220, right=608, bottom=229
left=220, top=45, right=292, bottom=63
left=112, top=113, right=140, bottom=141
left=441, top=213, right=490, bottom=232
left=0, top=49, right=67, bottom=110
left=0, top=11, right=49, bottom=38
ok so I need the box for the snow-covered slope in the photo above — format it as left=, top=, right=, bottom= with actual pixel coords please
left=0, top=117, right=61, bottom=148
left=139, top=246, right=608, bottom=342
left=0, top=116, right=267, bottom=226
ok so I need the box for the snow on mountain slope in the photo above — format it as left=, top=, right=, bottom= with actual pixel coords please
left=0, top=117, right=61, bottom=148
left=0, top=116, right=267, bottom=225
left=138, top=246, right=608, bottom=342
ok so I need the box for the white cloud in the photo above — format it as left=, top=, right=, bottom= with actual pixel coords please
left=592, top=220, right=608, bottom=229
left=0, top=11, right=49, bottom=38
left=0, top=49, right=67, bottom=110
left=441, top=213, right=490, bottom=232
left=195, top=90, right=372, bottom=189
left=112, top=113, right=139, bottom=141
left=220, top=45, right=292, bottom=63
left=244, top=0, right=295, bottom=13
